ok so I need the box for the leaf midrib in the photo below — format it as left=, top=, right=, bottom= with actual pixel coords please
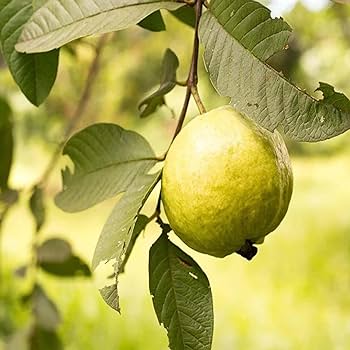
left=66, top=156, right=158, bottom=182
left=166, top=242, right=187, bottom=350
left=18, top=0, right=179, bottom=44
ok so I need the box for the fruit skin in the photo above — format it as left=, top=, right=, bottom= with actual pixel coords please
left=161, top=106, right=293, bottom=258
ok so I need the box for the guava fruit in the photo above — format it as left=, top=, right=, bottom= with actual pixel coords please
left=161, top=106, right=293, bottom=258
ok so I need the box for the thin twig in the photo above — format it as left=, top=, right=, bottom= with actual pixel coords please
left=0, top=189, right=18, bottom=291
left=173, top=87, right=192, bottom=140
left=38, top=33, right=111, bottom=187
left=171, top=0, right=204, bottom=142
left=191, top=85, right=206, bottom=114
left=0, top=206, right=9, bottom=289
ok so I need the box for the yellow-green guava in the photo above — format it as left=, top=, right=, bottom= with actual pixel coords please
left=161, top=106, right=293, bottom=258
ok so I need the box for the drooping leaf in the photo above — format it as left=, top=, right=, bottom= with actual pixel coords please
left=0, top=0, right=59, bottom=106
left=169, top=6, right=196, bottom=28
left=94, top=172, right=160, bottom=312
left=40, top=255, right=91, bottom=277
left=149, top=234, right=213, bottom=350
left=119, top=214, right=149, bottom=273
left=37, top=238, right=71, bottom=263
left=0, top=96, right=13, bottom=190
left=93, top=172, right=160, bottom=270
left=199, top=0, right=350, bottom=142
left=55, top=123, right=158, bottom=212
left=37, top=238, right=91, bottom=277
left=15, top=1, right=185, bottom=53
left=138, top=10, right=166, bottom=32
left=32, top=285, right=61, bottom=331
left=29, top=187, right=46, bottom=232
left=139, top=95, right=166, bottom=118
left=139, top=48, right=179, bottom=118
left=99, top=284, right=120, bottom=313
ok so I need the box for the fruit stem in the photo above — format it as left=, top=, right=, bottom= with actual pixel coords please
left=236, top=240, right=258, bottom=261
left=191, top=86, right=206, bottom=114
left=172, top=0, right=205, bottom=141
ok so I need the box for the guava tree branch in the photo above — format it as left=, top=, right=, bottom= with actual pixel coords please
left=0, top=190, right=18, bottom=290
left=38, top=33, right=111, bottom=187
left=0, top=34, right=111, bottom=290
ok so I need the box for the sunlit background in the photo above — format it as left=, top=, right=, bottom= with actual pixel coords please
left=1, top=0, right=350, bottom=349
left=269, top=0, right=329, bottom=15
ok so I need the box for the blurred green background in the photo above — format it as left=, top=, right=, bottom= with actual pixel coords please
left=1, top=1, right=350, bottom=349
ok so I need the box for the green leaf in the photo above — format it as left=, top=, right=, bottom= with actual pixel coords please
left=119, top=214, right=149, bottom=273
left=169, top=6, right=196, bottom=28
left=32, top=0, right=47, bottom=9
left=316, top=82, right=350, bottom=113
left=29, top=187, right=46, bottom=232
left=94, top=171, right=160, bottom=312
left=37, top=238, right=71, bottom=263
left=92, top=172, right=160, bottom=270
left=99, top=284, right=120, bottom=313
left=32, top=284, right=61, bottom=331
left=15, top=0, right=185, bottom=53
left=55, top=123, right=158, bottom=212
left=139, top=48, right=179, bottom=118
left=0, top=96, right=13, bottom=190
left=0, top=0, right=59, bottom=106
left=139, top=95, right=166, bottom=119
left=209, top=0, right=292, bottom=61
left=29, top=326, right=62, bottom=350
left=37, top=238, right=91, bottom=277
left=199, top=0, right=350, bottom=142
left=149, top=234, right=213, bottom=350
left=138, top=10, right=166, bottom=32
left=40, top=255, right=91, bottom=277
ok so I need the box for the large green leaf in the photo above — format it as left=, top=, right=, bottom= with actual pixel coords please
left=55, top=123, right=158, bottom=212
left=139, top=48, right=179, bottom=118
left=95, top=171, right=160, bottom=312
left=0, top=96, right=13, bottom=190
left=0, top=0, right=58, bottom=106
left=199, top=0, right=350, bottom=142
left=15, top=0, right=184, bottom=53
left=92, top=172, right=160, bottom=269
left=119, top=214, right=149, bottom=273
left=149, top=234, right=213, bottom=350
